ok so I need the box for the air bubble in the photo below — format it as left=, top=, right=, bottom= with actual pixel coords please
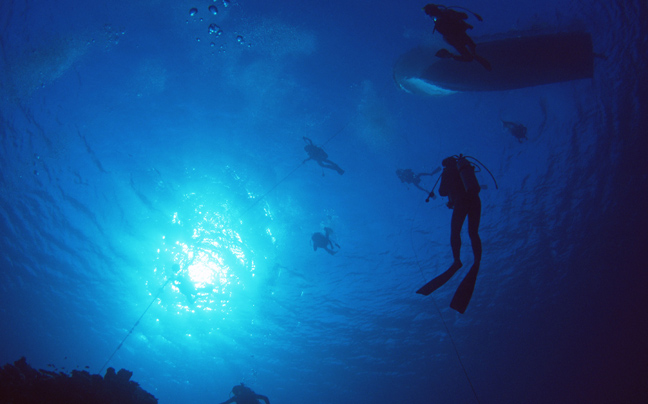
left=189, top=8, right=198, bottom=16
left=208, top=24, right=222, bottom=36
left=209, top=5, right=218, bottom=15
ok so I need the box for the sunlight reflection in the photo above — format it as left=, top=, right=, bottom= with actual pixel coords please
left=154, top=198, right=257, bottom=315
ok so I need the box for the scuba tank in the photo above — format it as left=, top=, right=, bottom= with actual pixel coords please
left=456, top=154, right=481, bottom=195
left=426, top=154, right=498, bottom=204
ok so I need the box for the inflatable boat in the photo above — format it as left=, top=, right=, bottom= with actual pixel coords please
left=393, top=32, right=594, bottom=95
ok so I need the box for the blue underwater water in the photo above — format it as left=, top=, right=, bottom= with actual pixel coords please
left=1, top=0, right=647, bottom=403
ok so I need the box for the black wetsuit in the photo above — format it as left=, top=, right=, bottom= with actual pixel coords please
left=423, top=4, right=491, bottom=71
left=438, top=165, right=482, bottom=266
left=311, top=228, right=339, bottom=255
left=433, top=9, right=477, bottom=62
left=303, top=137, right=344, bottom=175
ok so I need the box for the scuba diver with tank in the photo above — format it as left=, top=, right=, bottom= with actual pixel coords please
left=422, top=3, right=492, bottom=71
left=219, top=384, right=270, bottom=404
left=417, top=155, right=497, bottom=313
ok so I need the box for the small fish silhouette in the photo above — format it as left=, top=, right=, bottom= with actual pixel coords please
left=502, top=120, right=528, bottom=143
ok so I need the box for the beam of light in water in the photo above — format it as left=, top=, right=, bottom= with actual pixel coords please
left=187, top=253, right=220, bottom=287
left=153, top=197, right=257, bottom=315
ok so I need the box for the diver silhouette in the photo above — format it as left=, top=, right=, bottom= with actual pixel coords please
left=439, top=155, right=482, bottom=313
left=416, top=155, right=487, bottom=313
left=396, top=167, right=441, bottom=194
left=502, top=120, right=528, bottom=143
left=311, top=227, right=340, bottom=255
left=219, top=384, right=270, bottom=404
left=302, top=137, right=345, bottom=175
left=423, top=4, right=492, bottom=71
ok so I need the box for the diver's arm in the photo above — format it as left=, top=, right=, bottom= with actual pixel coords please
left=302, top=136, right=313, bottom=145
left=256, top=394, right=270, bottom=404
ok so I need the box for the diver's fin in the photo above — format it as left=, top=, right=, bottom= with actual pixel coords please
left=449, top=264, right=480, bottom=313
left=416, top=262, right=463, bottom=296
left=435, top=49, right=454, bottom=59
left=474, top=55, right=492, bottom=71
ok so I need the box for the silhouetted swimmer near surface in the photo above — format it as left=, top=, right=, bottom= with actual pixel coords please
left=219, top=384, right=270, bottom=404
left=502, top=120, right=528, bottom=142
left=302, top=136, right=344, bottom=175
left=417, top=155, right=497, bottom=313
left=422, top=3, right=492, bottom=71
left=396, top=167, right=441, bottom=194
left=311, top=227, right=341, bottom=255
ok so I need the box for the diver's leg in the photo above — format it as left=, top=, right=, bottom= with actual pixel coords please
left=446, top=37, right=473, bottom=62
left=416, top=206, right=466, bottom=296
left=450, top=204, right=468, bottom=264
left=449, top=197, right=482, bottom=314
left=452, top=46, right=474, bottom=62
left=466, top=37, right=477, bottom=52
left=450, top=37, right=491, bottom=70
left=463, top=37, right=492, bottom=71
left=323, top=159, right=344, bottom=175
left=473, top=53, right=492, bottom=71
left=467, top=197, right=482, bottom=266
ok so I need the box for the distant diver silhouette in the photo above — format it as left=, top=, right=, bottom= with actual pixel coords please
left=396, top=167, right=441, bottom=195
left=417, top=155, right=497, bottom=313
left=423, top=3, right=492, bottom=71
left=502, top=120, right=528, bottom=143
left=311, top=227, right=341, bottom=255
left=219, top=384, right=270, bottom=404
left=302, top=137, right=345, bottom=175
